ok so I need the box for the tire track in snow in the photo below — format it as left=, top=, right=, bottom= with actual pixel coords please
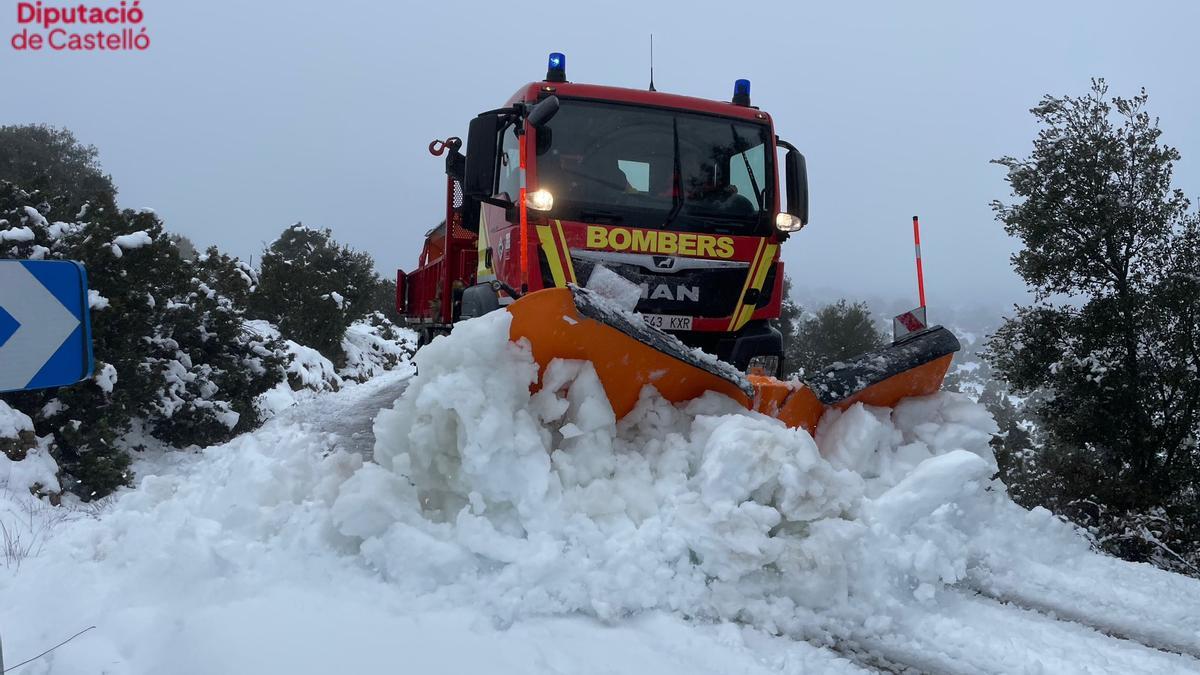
left=964, top=552, right=1200, bottom=660
left=828, top=639, right=940, bottom=674
left=836, top=589, right=1200, bottom=674
left=281, top=368, right=412, bottom=459
left=965, top=581, right=1200, bottom=661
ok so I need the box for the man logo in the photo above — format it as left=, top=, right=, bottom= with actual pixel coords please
left=652, top=256, right=675, bottom=270
left=640, top=283, right=700, bottom=302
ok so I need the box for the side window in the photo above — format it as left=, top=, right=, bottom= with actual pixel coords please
left=617, top=160, right=650, bottom=192
left=497, top=124, right=521, bottom=200
left=728, top=143, right=765, bottom=207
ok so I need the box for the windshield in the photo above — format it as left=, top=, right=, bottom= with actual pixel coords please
left=533, top=99, right=773, bottom=233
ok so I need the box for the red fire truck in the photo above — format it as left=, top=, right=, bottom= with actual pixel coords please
left=397, top=52, right=808, bottom=376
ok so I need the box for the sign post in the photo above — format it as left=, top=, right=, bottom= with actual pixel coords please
left=0, top=260, right=93, bottom=393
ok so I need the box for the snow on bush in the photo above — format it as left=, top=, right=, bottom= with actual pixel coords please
left=339, top=313, right=417, bottom=383
left=249, top=315, right=415, bottom=417
left=1, top=401, right=60, bottom=495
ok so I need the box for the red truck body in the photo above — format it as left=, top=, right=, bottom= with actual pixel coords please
left=398, top=57, right=807, bottom=373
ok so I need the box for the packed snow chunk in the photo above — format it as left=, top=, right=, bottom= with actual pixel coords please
left=373, top=310, right=549, bottom=520
left=112, top=230, right=153, bottom=251
left=862, top=450, right=999, bottom=598
left=892, top=393, right=999, bottom=469
left=690, top=414, right=860, bottom=523
left=585, top=264, right=642, bottom=311
left=815, top=392, right=998, bottom=496
left=867, top=450, right=995, bottom=532
left=363, top=310, right=869, bottom=620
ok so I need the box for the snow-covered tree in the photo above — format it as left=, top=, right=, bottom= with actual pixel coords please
left=0, top=180, right=287, bottom=497
left=249, top=224, right=379, bottom=363
left=986, top=81, right=1200, bottom=572
left=784, top=296, right=887, bottom=379
left=0, top=124, right=114, bottom=218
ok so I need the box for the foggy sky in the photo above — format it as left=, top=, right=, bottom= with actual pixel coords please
left=4, top=0, right=1198, bottom=312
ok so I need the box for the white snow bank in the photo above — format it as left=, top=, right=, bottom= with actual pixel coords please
left=0, top=372, right=858, bottom=674
left=4, top=310, right=1199, bottom=673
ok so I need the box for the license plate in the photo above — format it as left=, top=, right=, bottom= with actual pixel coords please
left=642, top=314, right=692, bottom=331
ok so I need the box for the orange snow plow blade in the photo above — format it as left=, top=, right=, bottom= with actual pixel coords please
left=507, top=286, right=959, bottom=433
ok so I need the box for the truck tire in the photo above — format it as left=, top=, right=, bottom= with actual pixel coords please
left=725, top=320, right=785, bottom=377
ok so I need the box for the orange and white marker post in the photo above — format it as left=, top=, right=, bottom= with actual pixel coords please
left=892, top=215, right=930, bottom=340
left=912, top=215, right=926, bottom=308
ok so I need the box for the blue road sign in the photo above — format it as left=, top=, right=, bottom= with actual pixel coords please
left=0, top=260, right=93, bottom=393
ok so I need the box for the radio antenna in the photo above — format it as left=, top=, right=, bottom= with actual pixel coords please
left=648, top=34, right=656, bottom=91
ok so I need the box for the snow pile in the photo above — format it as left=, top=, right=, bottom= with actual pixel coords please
left=0, top=369, right=857, bottom=674
left=5, top=308, right=1200, bottom=673
left=338, top=311, right=1045, bottom=636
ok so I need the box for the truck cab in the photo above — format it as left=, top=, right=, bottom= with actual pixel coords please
left=398, top=53, right=808, bottom=376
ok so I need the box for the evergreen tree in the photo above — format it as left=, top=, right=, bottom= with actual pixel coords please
left=985, top=81, right=1200, bottom=571
left=2, top=183, right=292, bottom=497
left=249, top=224, right=378, bottom=362
left=786, top=299, right=887, bottom=379
left=0, top=124, right=114, bottom=218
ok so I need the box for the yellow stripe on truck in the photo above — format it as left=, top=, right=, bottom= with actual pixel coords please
left=554, top=220, right=576, bottom=283
left=728, top=239, right=766, bottom=331
left=537, top=223, right=578, bottom=285
left=732, top=243, right=778, bottom=331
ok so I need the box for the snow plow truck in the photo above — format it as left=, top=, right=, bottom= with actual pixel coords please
left=396, top=52, right=960, bottom=433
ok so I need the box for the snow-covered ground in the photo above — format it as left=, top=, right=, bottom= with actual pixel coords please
left=3, top=311, right=1200, bottom=674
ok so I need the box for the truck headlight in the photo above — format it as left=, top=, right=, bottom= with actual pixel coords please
left=526, top=189, right=554, bottom=212
left=775, top=212, right=805, bottom=233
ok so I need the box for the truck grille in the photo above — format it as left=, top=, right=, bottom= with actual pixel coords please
left=570, top=256, right=772, bottom=319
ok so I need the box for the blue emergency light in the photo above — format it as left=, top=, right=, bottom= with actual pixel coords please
left=546, top=52, right=567, bottom=83
left=733, top=79, right=751, bottom=106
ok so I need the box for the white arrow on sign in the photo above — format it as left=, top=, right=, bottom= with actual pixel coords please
left=0, top=263, right=81, bottom=391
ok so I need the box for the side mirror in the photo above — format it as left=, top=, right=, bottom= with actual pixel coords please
left=526, top=95, right=560, bottom=129
left=785, top=149, right=809, bottom=227
left=464, top=114, right=502, bottom=199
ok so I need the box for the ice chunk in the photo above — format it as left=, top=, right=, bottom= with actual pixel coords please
left=584, top=264, right=641, bottom=311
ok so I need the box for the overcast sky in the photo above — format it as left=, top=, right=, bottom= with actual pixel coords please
left=4, top=0, right=1197, bottom=312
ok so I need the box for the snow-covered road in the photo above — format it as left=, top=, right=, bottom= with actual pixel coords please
left=3, top=316, right=1200, bottom=674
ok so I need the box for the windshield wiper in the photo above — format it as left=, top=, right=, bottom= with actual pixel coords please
left=661, top=117, right=685, bottom=230
left=730, top=124, right=764, bottom=211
